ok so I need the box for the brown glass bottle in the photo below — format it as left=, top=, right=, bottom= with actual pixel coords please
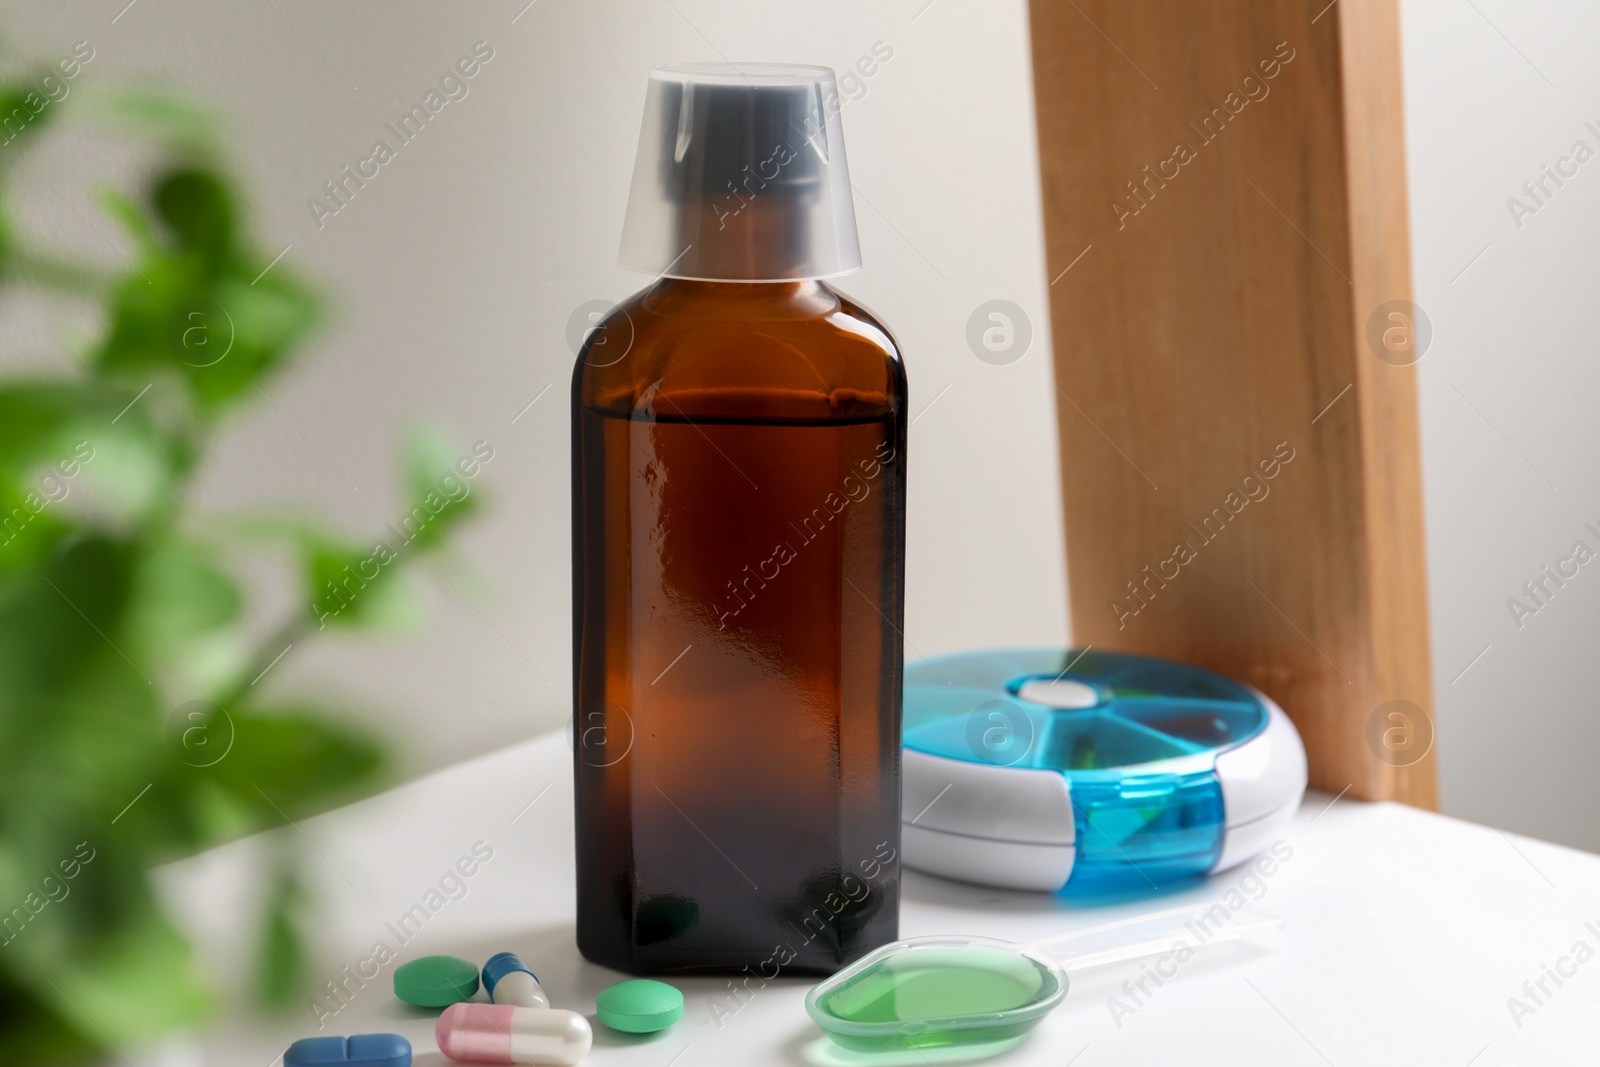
left=571, top=276, right=906, bottom=974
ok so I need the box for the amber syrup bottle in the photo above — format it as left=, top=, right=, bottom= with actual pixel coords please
left=571, top=63, right=907, bottom=975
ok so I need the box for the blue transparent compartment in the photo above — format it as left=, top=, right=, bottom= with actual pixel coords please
left=1066, top=771, right=1225, bottom=892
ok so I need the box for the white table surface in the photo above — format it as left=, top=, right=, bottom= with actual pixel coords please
left=156, top=730, right=1600, bottom=1067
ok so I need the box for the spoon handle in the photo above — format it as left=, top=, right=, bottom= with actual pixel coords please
left=1028, top=902, right=1284, bottom=972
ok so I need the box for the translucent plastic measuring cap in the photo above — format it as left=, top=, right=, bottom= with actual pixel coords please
left=618, top=63, right=863, bottom=282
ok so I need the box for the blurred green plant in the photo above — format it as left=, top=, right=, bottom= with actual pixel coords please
left=0, top=71, right=480, bottom=1063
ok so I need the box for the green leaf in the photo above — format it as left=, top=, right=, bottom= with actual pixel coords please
left=44, top=906, right=213, bottom=1047
left=127, top=539, right=241, bottom=658
left=202, top=704, right=384, bottom=814
left=0, top=80, right=55, bottom=155
left=92, top=250, right=208, bottom=378
left=180, top=273, right=321, bottom=407
left=298, top=528, right=421, bottom=632
left=0, top=200, right=12, bottom=275
left=96, top=187, right=160, bottom=258
left=153, top=167, right=233, bottom=268
left=0, top=483, right=71, bottom=573
left=81, top=89, right=222, bottom=151
left=65, top=421, right=173, bottom=525
left=256, top=857, right=307, bottom=1006
left=0, top=382, right=133, bottom=469
left=88, top=166, right=323, bottom=414
left=400, top=426, right=483, bottom=551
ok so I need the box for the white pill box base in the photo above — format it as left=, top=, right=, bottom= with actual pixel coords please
left=1212, top=697, right=1307, bottom=873
left=902, top=822, right=1076, bottom=891
left=901, top=695, right=1307, bottom=893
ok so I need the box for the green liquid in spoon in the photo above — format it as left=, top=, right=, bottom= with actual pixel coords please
left=811, top=944, right=1062, bottom=1051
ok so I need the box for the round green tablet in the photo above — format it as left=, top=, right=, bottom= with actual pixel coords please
left=596, top=978, right=684, bottom=1033
left=393, top=955, right=479, bottom=1008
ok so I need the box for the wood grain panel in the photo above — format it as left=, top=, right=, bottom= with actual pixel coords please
left=1028, top=0, right=1436, bottom=804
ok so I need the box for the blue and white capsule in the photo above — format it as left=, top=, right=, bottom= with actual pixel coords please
left=483, top=951, right=550, bottom=1009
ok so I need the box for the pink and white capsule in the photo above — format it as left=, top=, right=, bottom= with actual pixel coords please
left=436, top=1003, right=592, bottom=1065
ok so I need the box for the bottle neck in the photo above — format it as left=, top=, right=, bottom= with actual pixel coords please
left=640, top=276, right=842, bottom=320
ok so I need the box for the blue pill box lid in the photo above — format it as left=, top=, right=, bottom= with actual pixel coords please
left=903, top=646, right=1271, bottom=774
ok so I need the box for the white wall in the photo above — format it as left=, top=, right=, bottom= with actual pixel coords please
left=10, top=0, right=1600, bottom=856
left=1401, top=0, right=1600, bottom=852
left=3, top=1, right=1067, bottom=779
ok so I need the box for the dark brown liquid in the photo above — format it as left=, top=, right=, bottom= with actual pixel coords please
left=571, top=280, right=906, bottom=974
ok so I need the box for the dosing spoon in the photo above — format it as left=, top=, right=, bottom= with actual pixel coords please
left=805, top=902, right=1283, bottom=1052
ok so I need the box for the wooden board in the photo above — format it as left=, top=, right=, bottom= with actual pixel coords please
left=1028, top=0, right=1435, bottom=805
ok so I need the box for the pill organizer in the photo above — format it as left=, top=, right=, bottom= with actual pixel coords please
left=901, top=648, right=1307, bottom=893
